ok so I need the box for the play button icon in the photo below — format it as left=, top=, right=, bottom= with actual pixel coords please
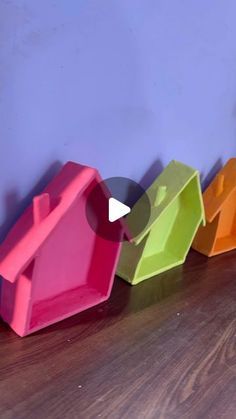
left=108, top=198, right=131, bottom=222
left=86, top=176, right=151, bottom=242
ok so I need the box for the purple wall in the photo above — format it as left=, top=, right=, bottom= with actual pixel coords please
left=0, top=0, right=236, bottom=239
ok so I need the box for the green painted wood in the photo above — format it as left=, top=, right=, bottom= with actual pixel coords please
left=117, top=160, right=205, bottom=285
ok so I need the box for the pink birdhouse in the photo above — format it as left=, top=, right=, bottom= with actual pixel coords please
left=0, top=162, right=123, bottom=336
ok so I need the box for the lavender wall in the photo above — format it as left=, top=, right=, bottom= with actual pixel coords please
left=0, top=0, right=236, bottom=239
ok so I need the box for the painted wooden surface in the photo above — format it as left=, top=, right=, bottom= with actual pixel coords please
left=0, top=250, right=235, bottom=418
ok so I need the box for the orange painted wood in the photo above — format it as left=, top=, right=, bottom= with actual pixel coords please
left=193, top=158, right=236, bottom=256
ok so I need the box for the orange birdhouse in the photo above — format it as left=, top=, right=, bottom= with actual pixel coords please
left=193, top=158, right=236, bottom=256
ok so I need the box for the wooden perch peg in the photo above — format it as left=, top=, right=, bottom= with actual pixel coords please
left=214, top=174, right=224, bottom=197
left=154, top=185, right=167, bottom=207
left=33, top=193, right=50, bottom=225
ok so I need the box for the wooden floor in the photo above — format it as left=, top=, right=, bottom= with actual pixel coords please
left=0, top=250, right=235, bottom=419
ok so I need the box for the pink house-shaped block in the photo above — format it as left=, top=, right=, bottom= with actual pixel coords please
left=0, top=162, right=123, bottom=336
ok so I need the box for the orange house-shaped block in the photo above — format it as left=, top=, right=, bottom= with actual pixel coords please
left=193, top=158, right=236, bottom=256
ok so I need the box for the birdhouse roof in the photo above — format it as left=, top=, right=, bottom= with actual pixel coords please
left=203, top=158, right=236, bottom=223
left=130, top=160, right=204, bottom=245
left=0, top=162, right=102, bottom=283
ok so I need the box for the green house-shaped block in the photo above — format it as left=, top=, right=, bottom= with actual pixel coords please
left=117, top=160, right=205, bottom=285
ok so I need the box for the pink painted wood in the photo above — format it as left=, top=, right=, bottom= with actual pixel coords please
left=0, top=162, right=123, bottom=336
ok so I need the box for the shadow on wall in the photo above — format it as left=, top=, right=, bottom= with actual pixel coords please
left=0, top=161, right=62, bottom=243
left=0, top=157, right=225, bottom=245
left=200, top=158, right=223, bottom=191
left=140, top=157, right=224, bottom=193
left=139, top=159, right=164, bottom=190
left=0, top=158, right=164, bottom=246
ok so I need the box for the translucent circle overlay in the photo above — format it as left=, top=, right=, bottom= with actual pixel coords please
left=85, top=176, right=151, bottom=242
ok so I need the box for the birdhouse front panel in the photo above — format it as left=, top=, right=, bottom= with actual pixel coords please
left=29, top=192, right=105, bottom=332
left=117, top=160, right=205, bottom=284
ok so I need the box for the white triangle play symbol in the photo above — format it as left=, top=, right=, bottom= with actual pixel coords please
left=108, top=197, right=131, bottom=222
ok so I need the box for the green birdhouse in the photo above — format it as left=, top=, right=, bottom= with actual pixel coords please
left=117, top=160, right=205, bottom=285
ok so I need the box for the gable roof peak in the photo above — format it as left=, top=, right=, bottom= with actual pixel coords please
left=0, top=162, right=98, bottom=283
